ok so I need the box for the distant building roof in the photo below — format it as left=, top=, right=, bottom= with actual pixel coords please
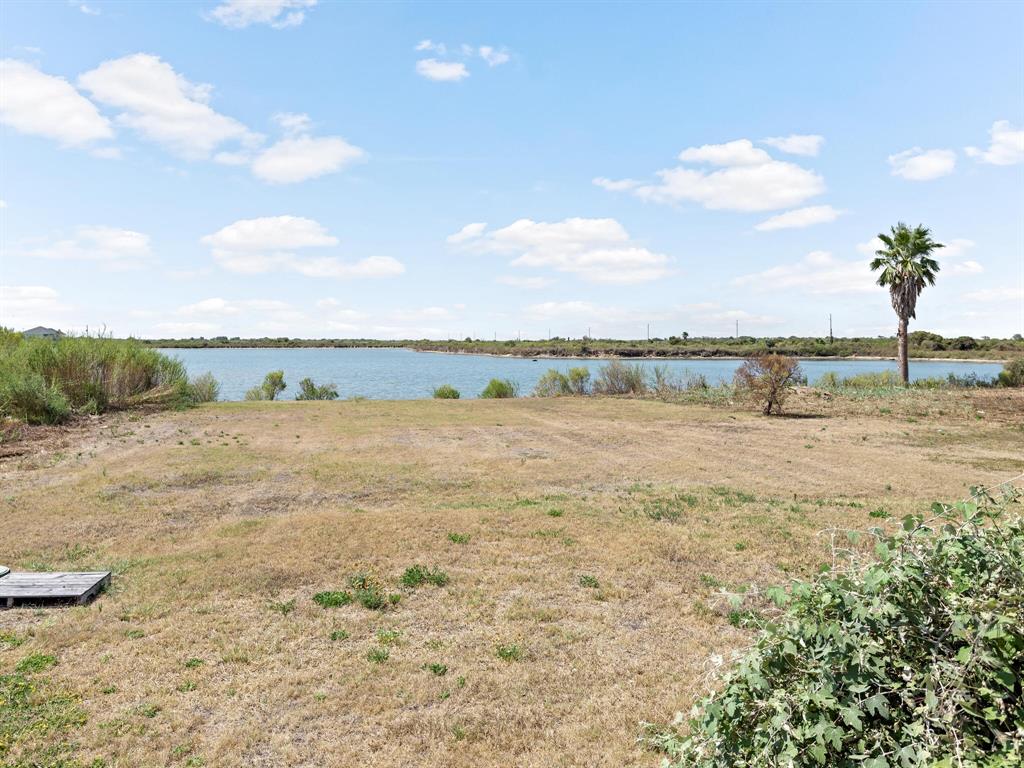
left=21, top=326, right=63, bottom=338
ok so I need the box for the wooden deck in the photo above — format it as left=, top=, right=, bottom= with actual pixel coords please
left=0, top=570, right=111, bottom=608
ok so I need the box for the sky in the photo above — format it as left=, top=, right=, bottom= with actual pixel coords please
left=1, top=0, right=1022, bottom=340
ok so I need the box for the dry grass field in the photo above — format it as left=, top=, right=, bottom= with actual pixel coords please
left=2, top=390, right=1023, bottom=767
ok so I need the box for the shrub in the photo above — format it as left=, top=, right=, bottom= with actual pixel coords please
left=313, top=591, right=353, bottom=608
left=998, top=358, right=1024, bottom=387
left=432, top=384, right=461, bottom=399
left=566, top=366, right=591, bottom=395
left=496, top=643, right=523, bottom=662
left=480, top=378, right=518, bottom=398
left=733, top=354, right=801, bottom=415
left=180, top=371, right=219, bottom=404
left=533, top=369, right=571, bottom=397
left=646, top=486, right=1024, bottom=767
left=594, top=360, right=647, bottom=395
left=245, top=370, right=286, bottom=401
left=295, top=377, right=338, bottom=400
left=0, top=370, right=70, bottom=424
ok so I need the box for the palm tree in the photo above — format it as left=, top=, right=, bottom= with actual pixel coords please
left=870, top=223, right=943, bottom=384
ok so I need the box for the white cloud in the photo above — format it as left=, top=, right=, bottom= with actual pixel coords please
left=415, top=40, right=446, bottom=55
left=947, top=260, right=983, bottom=276
left=0, top=59, right=113, bottom=146
left=856, top=237, right=885, bottom=256
left=592, top=177, right=640, bottom=192
left=478, top=46, right=510, bottom=66
left=78, top=3, right=101, bottom=15
left=206, top=0, right=316, bottom=29
left=91, top=146, right=122, bottom=159
left=887, top=147, right=956, bottom=180
left=201, top=215, right=405, bottom=279
left=446, top=222, right=487, bottom=244
left=178, top=297, right=293, bottom=316
left=754, top=205, right=842, bottom=231
left=965, top=120, right=1024, bottom=166
left=964, top=287, right=1023, bottom=303
left=0, top=200, right=6, bottom=208
left=21, top=225, right=153, bottom=269
left=603, top=139, right=825, bottom=212
left=78, top=53, right=258, bottom=159
left=415, top=59, right=469, bottom=82
left=678, top=139, right=772, bottom=166
left=154, top=321, right=221, bottom=335
left=251, top=134, right=365, bottom=183
left=524, top=301, right=599, bottom=317
left=0, top=285, right=71, bottom=329
left=760, top=134, right=824, bottom=157
left=272, top=111, right=312, bottom=136
left=733, top=251, right=875, bottom=295
left=496, top=275, right=553, bottom=289
left=942, top=238, right=976, bottom=259
left=463, top=217, right=672, bottom=284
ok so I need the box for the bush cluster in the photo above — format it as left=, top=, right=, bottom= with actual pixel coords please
left=295, top=377, right=338, bottom=400
left=647, top=486, right=1024, bottom=767
left=432, top=384, right=461, bottom=399
left=480, top=378, right=518, bottom=399
left=0, top=331, right=216, bottom=424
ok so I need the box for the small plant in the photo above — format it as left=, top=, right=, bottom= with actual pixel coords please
left=313, top=590, right=353, bottom=607
left=578, top=575, right=600, bottom=589
left=401, top=565, right=450, bottom=588
left=329, top=629, right=350, bottom=641
left=496, top=643, right=523, bottom=662
left=447, top=532, right=470, bottom=544
left=432, top=384, right=461, bottom=399
left=480, top=378, right=518, bottom=398
left=546, top=508, right=564, bottom=517
left=184, top=657, right=204, bottom=669
left=176, top=680, right=198, bottom=693
left=733, top=354, right=801, bottom=415
left=269, top=598, right=296, bottom=615
left=376, top=629, right=401, bottom=646
left=244, top=370, right=286, bottom=401
left=295, top=378, right=339, bottom=400
left=15, top=653, right=57, bottom=674
left=0, top=631, right=25, bottom=649
left=367, top=647, right=389, bottom=664
left=425, top=662, right=448, bottom=676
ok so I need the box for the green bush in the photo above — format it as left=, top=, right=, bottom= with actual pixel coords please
left=533, top=369, right=572, bottom=397
left=180, top=371, right=220, bottom=404
left=566, top=366, right=591, bottom=395
left=480, top=378, right=518, bottom=399
left=0, top=333, right=191, bottom=423
left=594, top=360, right=647, bottom=395
left=401, top=565, right=449, bottom=588
left=998, top=358, right=1024, bottom=387
left=295, top=377, right=338, bottom=400
left=245, top=370, right=286, bottom=401
left=432, top=384, right=461, bottom=399
left=647, top=486, right=1024, bottom=767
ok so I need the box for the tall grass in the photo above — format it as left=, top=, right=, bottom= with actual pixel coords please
left=593, top=360, right=647, bottom=395
left=0, top=331, right=214, bottom=424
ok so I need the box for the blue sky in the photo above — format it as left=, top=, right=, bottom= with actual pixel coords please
left=1, top=0, right=1022, bottom=339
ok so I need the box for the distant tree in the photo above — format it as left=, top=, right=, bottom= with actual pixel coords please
left=870, top=223, right=943, bottom=385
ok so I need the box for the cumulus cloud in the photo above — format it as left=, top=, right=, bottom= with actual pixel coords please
left=415, top=59, right=469, bottom=82
left=754, top=205, right=842, bottom=231
left=78, top=54, right=258, bottom=159
left=77, top=3, right=101, bottom=15
left=251, top=133, right=364, bottom=183
left=0, top=285, right=70, bottom=328
left=21, top=225, right=153, bottom=269
left=446, top=222, right=487, bottom=244
left=965, top=120, right=1024, bottom=166
left=415, top=40, right=447, bottom=55
left=599, top=139, right=825, bottom=212
left=452, top=217, right=672, bottom=284
left=888, top=147, right=956, bottom=180
left=206, top=0, right=317, bottom=29
left=201, top=215, right=405, bottom=279
left=759, top=134, right=824, bottom=157
left=0, top=59, right=113, bottom=147
left=963, top=287, right=1023, bottom=303
left=592, top=177, right=641, bottom=192
left=733, top=251, right=875, bottom=295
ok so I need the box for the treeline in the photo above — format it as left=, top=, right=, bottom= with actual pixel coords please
left=143, top=331, right=1024, bottom=360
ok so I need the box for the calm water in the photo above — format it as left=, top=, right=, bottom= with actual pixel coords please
left=160, top=347, right=1004, bottom=401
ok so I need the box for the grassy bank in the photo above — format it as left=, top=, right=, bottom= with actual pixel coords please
left=1, top=394, right=1021, bottom=766
left=142, top=332, right=1024, bottom=360
left=0, top=330, right=216, bottom=424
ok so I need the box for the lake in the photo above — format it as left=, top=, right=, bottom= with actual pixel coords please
left=159, top=347, right=1005, bottom=401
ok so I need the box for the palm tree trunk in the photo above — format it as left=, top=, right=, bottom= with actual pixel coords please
left=897, top=316, right=909, bottom=385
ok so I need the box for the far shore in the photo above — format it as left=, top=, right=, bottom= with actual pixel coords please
left=408, top=348, right=1007, bottom=364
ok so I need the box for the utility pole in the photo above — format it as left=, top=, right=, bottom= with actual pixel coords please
left=828, top=314, right=834, bottom=344
left=735, top=319, right=739, bottom=338
left=646, top=323, right=650, bottom=341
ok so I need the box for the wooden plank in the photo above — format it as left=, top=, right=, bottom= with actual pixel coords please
left=0, top=571, right=111, bottom=604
